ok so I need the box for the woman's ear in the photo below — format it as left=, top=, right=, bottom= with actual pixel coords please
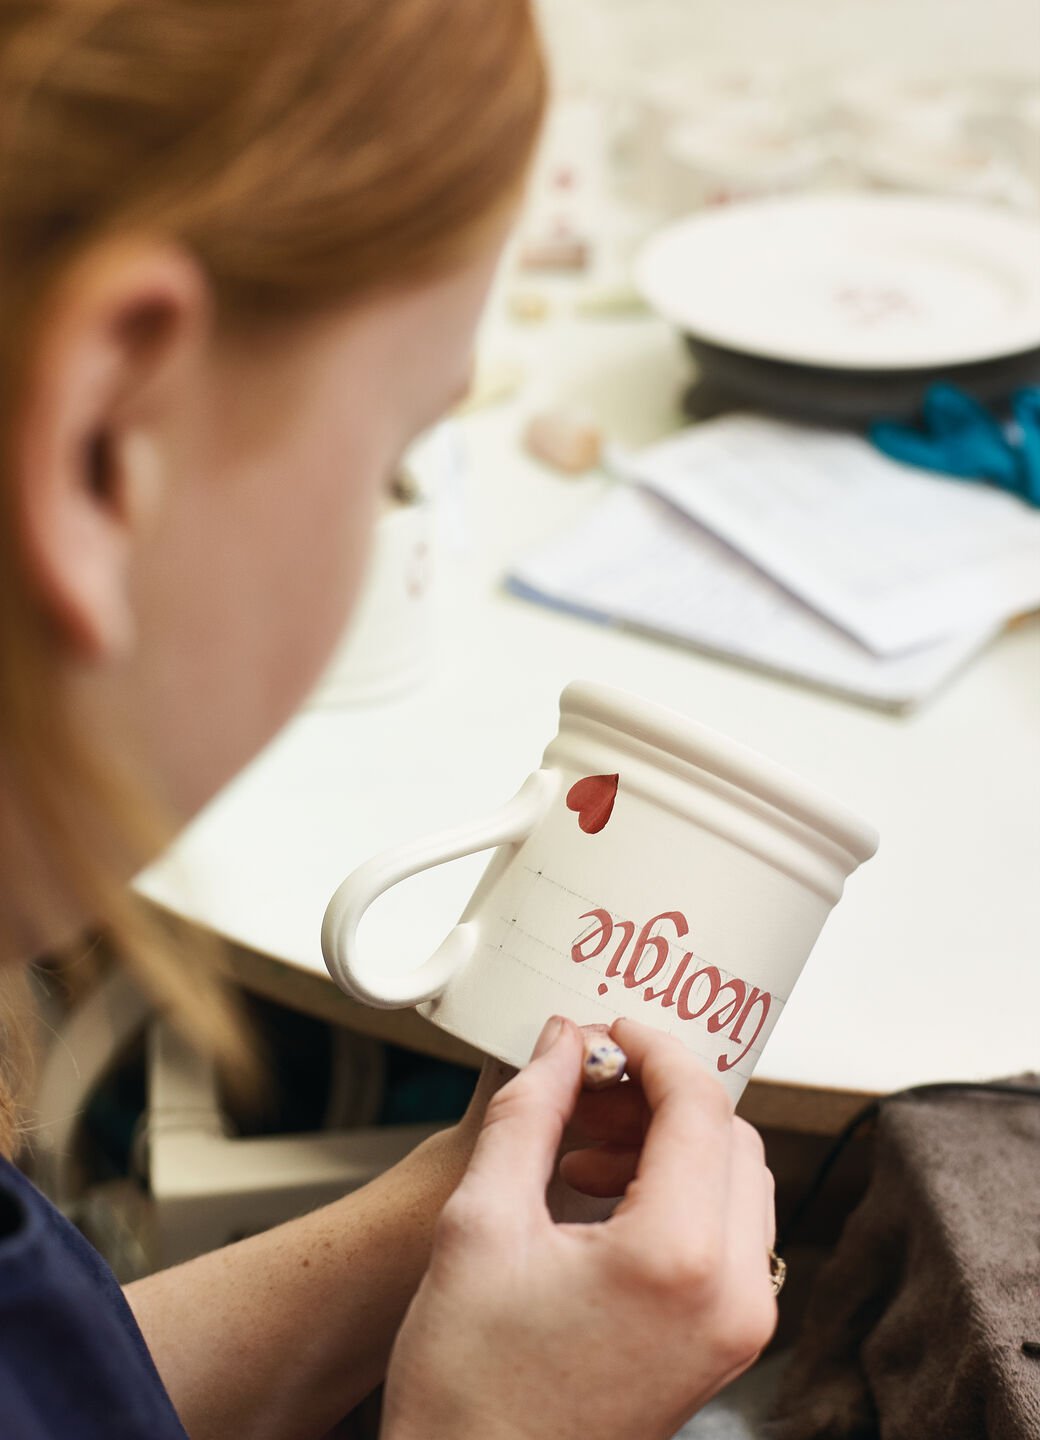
left=12, top=240, right=210, bottom=661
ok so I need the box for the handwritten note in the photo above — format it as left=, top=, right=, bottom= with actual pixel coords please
left=613, top=414, right=1040, bottom=655
left=509, top=485, right=994, bottom=710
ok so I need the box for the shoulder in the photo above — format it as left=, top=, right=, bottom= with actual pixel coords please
left=0, top=1158, right=188, bottom=1439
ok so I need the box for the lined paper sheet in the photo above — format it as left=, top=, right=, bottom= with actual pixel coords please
left=613, top=415, right=1040, bottom=656
left=508, top=486, right=995, bottom=711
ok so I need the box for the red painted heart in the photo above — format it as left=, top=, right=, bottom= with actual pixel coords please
left=566, top=773, right=619, bottom=834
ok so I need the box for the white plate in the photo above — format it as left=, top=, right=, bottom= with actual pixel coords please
left=634, top=193, right=1040, bottom=371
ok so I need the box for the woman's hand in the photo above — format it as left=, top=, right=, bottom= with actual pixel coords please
left=381, top=1016, right=777, bottom=1440
left=456, top=1035, right=648, bottom=1219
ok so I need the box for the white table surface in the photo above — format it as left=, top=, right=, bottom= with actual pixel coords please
left=139, top=295, right=1040, bottom=1105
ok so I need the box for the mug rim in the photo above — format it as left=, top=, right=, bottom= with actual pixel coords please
left=559, top=680, right=879, bottom=863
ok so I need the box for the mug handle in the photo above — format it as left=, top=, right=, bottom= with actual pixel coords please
left=321, top=769, right=556, bottom=1009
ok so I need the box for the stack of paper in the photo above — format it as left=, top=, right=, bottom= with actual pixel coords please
left=508, top=415, right=1040, bottom=710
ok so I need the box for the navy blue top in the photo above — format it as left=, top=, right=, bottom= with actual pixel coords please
left=0, top=1157, right=187, bottom=1439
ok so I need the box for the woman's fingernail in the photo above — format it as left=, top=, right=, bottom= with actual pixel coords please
left=531, top=1015, right=565, bottom=1059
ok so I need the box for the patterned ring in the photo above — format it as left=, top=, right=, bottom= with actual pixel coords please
left=768, top=1248, right=787, bottom=1297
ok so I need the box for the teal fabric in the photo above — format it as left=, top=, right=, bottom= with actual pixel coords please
left=870, top=383, right=1040, bottom=506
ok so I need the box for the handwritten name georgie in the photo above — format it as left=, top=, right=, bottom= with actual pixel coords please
left=570, top=908, right=773, bottom=1073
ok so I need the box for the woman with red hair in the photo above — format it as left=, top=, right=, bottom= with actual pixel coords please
left=0, top=3, right=776, bottom=1435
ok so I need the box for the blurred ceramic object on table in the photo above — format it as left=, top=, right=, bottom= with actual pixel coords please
left=854, top=124, right=1035, bottom=210
left=520, top=98, right=607, bottom=277
left=635, top=193, right=1040, bottom=372
left=609, top=72, right=700, bottom=213
left=679, top=333, right=1040, bottom=426
left=311, top=489, right=434, bottom=709
left=309, top=423, right=464, bottom=708
left=965, top=83, right=1040, bottom=209
left=636, top=193, right=1040, bottom=424
left=1022, top=90, right=1040, bottom=203
left=663, top=112, right=831, bottom=211
left=837, top=68, right=1039, bottom=210
left=610, top=65, right=821, bottom=215
left=833, top=68, right=977, bottom=137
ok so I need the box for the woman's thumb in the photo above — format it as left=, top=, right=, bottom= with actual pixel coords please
left=461, top=1017, right=582, bottom=1211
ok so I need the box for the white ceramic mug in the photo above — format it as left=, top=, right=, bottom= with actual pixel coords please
left=322, top=682, right=878, bottom=1102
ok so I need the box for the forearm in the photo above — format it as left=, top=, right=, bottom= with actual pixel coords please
left=125, top=1126, right=472, bottom=1440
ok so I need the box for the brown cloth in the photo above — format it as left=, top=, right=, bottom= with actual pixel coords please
left=768, top=1081, right=1040, bottom=1440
